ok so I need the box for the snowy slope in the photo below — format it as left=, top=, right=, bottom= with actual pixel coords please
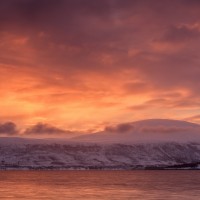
left=0, top=141, right=200, bottom=169
left=1, top=119, right=200, bottom=169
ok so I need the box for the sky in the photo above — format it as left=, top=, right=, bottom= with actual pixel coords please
left=1, top=0, right=200, bottom=136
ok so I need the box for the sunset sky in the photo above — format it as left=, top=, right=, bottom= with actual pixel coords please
left=1, top=0, right=200, bottom=136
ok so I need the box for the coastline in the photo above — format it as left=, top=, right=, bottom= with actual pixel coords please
left=1, top=162, right=200, bottom=171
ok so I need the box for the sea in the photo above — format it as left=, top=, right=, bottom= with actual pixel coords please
left=0, top=171, right=199, bottom=199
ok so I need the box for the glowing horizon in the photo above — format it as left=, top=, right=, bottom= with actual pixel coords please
left=1, top=0, right=200, bottom=136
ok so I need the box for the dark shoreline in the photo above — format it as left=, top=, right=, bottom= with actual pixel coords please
left=1, top=162, right=200, bottom=171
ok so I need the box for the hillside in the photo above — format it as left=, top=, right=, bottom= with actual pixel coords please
left=1, top=119, right=200, bottom=170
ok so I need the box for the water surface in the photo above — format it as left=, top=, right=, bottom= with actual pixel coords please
left=0, top=171, right=199, bottom=199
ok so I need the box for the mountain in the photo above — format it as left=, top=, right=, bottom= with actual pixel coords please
left=0, top=140, right=200, bottom=170
left=1, top=119, right=200, bottom=170
left=71, top=119, right=200, bottom=143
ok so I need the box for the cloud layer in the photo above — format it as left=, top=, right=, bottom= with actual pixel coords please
left=0, top=1, right=200, bottom=130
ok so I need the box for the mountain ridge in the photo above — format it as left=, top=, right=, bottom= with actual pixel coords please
left=71, top=119, right=200, bottom=143
left=1, top=119, right=200, bottom=170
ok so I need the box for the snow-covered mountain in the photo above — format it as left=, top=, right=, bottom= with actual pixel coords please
left=0, top=141, right=200, bottom=169
left=71, top=119, right=200, bottom=143
left=1, top=119, right=200, bottom=170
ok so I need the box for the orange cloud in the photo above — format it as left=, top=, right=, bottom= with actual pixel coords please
left=0, top=0, right=200, bottom=133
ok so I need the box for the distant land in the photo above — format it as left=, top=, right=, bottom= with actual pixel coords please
left=1, top=119, right=200, bottom=170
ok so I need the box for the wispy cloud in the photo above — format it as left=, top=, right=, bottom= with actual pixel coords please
left=1, top=0, right=200, bottom=130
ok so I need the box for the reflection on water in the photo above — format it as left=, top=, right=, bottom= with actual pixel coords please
left=0, top=171, right=199, bottom=200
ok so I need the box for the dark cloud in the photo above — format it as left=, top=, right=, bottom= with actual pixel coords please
left=24, top=123, right=72, bottom=135
left=105, top=123, right=134, bottom=133
left=0, top=0, right=113, bottom=34
left=1, top=0, right=200, bottom=75
left=182, top=0, right=200, bottom=6
left=0, top=122, right=18, bottom=135
left=160, top=24, right=200, bottom=43
left=0, top=0, right=64, bottom=27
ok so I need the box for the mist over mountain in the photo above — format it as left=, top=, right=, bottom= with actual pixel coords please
left=71, top=119, right=200, bottom=143
left=1, top=119, right=200, bottom=170
left=1, top=119, right=200, bottom=143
